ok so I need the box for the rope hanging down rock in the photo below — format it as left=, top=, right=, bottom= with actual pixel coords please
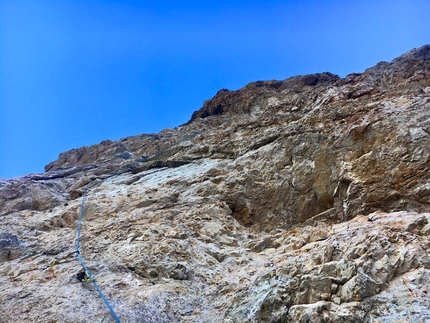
left=73, top=131, right=201, bottom=322
left=76, top=185, right=121, bottom=322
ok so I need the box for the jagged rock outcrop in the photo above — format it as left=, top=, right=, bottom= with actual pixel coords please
left=1, top=45, right=430, bottom=322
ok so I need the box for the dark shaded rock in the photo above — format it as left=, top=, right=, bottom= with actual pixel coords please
left=0, top=233, right=19, bottom=249
left=2, top=44, right=430, bottom=323
left=189, top=72, right=340, bottom=121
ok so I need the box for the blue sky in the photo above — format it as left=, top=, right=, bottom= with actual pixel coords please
left=1, top=0, right=429, bottom=178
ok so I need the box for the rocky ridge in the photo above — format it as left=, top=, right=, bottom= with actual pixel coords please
left=1, top=45, right=430, bottom=322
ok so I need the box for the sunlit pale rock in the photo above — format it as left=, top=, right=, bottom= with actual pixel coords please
left=1, top=45, right=430, bottom=322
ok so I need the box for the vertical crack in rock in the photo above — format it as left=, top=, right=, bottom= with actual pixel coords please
left=1, top=45, right=430, bottom=322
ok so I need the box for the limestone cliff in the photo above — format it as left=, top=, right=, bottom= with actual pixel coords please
left=1, top=45, right=430, bottom=322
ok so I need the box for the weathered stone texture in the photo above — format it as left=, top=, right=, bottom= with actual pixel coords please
left=1, top=45, right=430, bottom=322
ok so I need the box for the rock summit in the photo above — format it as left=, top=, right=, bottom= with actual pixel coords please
left=1, top=45, right=430, bottom=322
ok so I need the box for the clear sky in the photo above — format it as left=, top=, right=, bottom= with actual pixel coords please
left=1, top=0, right=429, bottom=178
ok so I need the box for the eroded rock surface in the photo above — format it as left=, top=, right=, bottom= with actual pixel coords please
left=1, top=45, right=430, bottom=322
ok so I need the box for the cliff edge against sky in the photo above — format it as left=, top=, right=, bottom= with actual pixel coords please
left=1, top=45, right=430, bottom=322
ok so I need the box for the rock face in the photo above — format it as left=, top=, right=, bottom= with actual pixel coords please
left=1, top=45, right=430, bottom=322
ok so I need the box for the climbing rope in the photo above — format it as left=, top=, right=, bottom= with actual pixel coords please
left=75, top=183, right=121, bottom=322
left=73, top=131, right=201, bottom=322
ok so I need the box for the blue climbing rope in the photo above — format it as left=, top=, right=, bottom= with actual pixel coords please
left=74, top=161, right=144, bottom=322
left=75, top=188, right=87, bottom=253
left=73, top=132, right=201, bottom=322
left=75, top=252, right=121, bottom=323
left=76, top=186, right=122, bottom=322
